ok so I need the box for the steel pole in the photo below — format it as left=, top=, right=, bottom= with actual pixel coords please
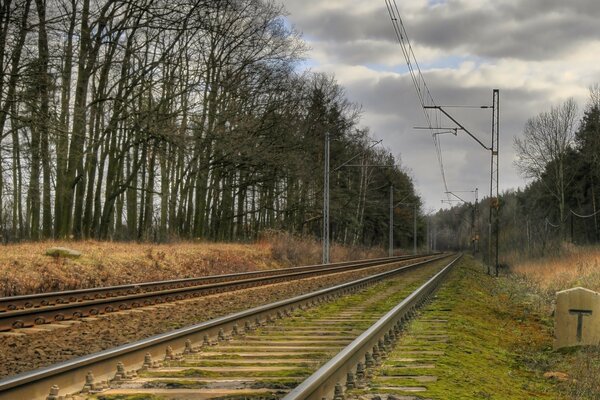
left=413, top=204, right=417, bottom=255
left=495, top=90, right=500, bottom=275
left=322, top=132, right=330, bottom=264
left=426, top=216, right=430, bottom=252
left=488, top=89, right=500, bottom=275
left=389, top=185, right=394, bottom=257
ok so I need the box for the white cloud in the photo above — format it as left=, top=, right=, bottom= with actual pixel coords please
left=282, top=0, right=600, bottom=209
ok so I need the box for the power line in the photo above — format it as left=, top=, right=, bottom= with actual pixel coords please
left=384, top=0, right=450, bottom=201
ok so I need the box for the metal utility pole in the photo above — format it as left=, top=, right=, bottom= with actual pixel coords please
left=322, top=131, right=330, bottom=264
left=389, top=185, right=394, bottom=257
left=426, top=216, right=430, bottom=252
left=472, top=188, right=480, bottom=253
left=489, top=89, right=500, bottom=276
left=395, top=201, right=418, bottom=255
left=445, top=189, right=479, bottom=252
left=413, top=204, right=417, bottom=255
left=424, top=89, right=500, bottom=275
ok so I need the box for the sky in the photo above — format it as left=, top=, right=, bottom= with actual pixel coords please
left=281, top=0, right=600, bottom=211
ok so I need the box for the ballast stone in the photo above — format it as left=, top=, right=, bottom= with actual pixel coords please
left=554, top=286, right=600, bottom=349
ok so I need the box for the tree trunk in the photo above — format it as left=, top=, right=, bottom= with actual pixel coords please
left=34, top=0, right=52, bottom=238
left=54, top=0, right=76, bottom=237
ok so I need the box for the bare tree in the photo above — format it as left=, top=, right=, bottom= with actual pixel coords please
left=0, top=0, right=423, bottom=250
left=514, top=98, right=578, bottom=237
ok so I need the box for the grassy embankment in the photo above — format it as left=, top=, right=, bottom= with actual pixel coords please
left=0, top=232, right=385, bottom=296
left=509, top=246, right=600, bottom=399
left=356, top=255, right=563, bottom=399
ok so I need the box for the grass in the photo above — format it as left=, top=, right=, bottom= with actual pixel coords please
left=168, top=360, right=317, bottom=368
left=95, top=396, right=166, bottom=400
left=510, top=244, right=600, bottom=294
left=140, top=368, right=313, bottom=379
left=354, top=255, right=565, bottom=399
left=0, top=233, right=385, bottom=296
left=0, top=240, right=275, bottom=296
left=265, top=230, right=385, bottom=266
left=509, top=244, right=600, bottom=399
left=142, top=379, right=208, bottom=389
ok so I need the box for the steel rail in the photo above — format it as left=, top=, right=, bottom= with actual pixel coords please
left=0, top=255, right=421, bottom=311
left=0, top=254, right=433, bottom=331
left=284, top=253, right=462, bottom=400
left=0, top=253, right=452, bottom=400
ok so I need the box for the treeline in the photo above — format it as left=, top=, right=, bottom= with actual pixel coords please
left=0, top=0, right=422, bottom=248
left=432, top=86, right=600, bottom=258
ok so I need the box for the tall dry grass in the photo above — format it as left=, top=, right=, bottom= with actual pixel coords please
left=510, top=244, right=600, bottom=295
left=509, top=244, right=600, bottom=399
left=0, top=240, right=278, bottom=296
left=0, top=233, right=386, bottom=296
left=265, top=230, right=386, bottom=265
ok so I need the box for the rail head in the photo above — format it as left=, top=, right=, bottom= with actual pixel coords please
left=283, top=253, right=463, bottom=400
left=0, top=254, right=426, bottom=305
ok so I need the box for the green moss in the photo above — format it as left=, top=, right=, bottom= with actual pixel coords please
left=142, top=367, right=312, bottom=379
left=171, top=360, right=317, bottom=368
left=142, top=379, right=208, bottom=389
left=208, top=394, right=280, bottom=400
left=248, top=378, right=302, bottom=389
left=353, top=255, right=565, bottom=400
left=95, top=395, right=166, bottom=400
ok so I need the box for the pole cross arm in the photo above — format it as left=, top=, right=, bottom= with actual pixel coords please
left=445, top=191, right=469, bottom=203
left=341, top=164, right=399, bottom=168
left=424, top=105, right=491, bottom=151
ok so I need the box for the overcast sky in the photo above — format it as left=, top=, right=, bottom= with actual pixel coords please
left=282, top=0, right=600, bottom=211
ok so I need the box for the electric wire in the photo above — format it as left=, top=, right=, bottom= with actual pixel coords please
left=384, top=0, right=450, bottom=201
left=570, top=208, right=600, bottom=218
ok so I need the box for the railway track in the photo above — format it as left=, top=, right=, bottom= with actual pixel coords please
left=0, top=254, right=432, bottom=332
left=0, top=253, right=459, bottom=400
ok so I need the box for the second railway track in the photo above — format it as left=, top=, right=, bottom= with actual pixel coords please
left=0, top=253, right=459, bottom=400
left=0, top=254, right=433, bottom=332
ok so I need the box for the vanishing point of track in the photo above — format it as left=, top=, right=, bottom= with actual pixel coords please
left=0, top=253, right=460, bottom=400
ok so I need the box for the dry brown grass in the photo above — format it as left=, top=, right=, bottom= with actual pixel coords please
left=509, top=244, right=600, bottom=399
left=510, top=244, right=600, bottom=295
left=0, top=240, right=282, bottom=296
left=0, top=234, right=386, bottom=296
left=265, top=230, right=385, bottom=265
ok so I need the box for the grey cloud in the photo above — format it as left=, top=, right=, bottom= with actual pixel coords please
left=411, top=1, right=600, bottom=60
left=288, top=7, right=391, bottom=43
left=285, top=0, right=600, bottom=62
left=338, top=70, right=553, bottom=208
left=281, top=0, right=597, bottom=208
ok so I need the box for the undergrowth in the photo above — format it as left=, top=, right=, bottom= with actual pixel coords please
left=0, top=232, right=386, bottom=296
left=509, top=245, right=600, bottom=399
left=358, top=255, right=564, bottom=399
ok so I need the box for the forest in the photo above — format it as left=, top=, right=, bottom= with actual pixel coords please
left=433, top=86, right=600, bottom=260
left=0, top=0, right=422, bottom=248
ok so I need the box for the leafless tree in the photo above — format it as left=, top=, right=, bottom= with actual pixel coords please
left=514, top=98, right=578, bottom=236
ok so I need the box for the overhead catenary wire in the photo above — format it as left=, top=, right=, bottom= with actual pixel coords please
left=384, top=0, right=450, bottom=201
left=545, top=218, right=560, bottom=229
left=544, top=207, right=600, bottom=227
left=570, top=208, right=600, bottom=219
